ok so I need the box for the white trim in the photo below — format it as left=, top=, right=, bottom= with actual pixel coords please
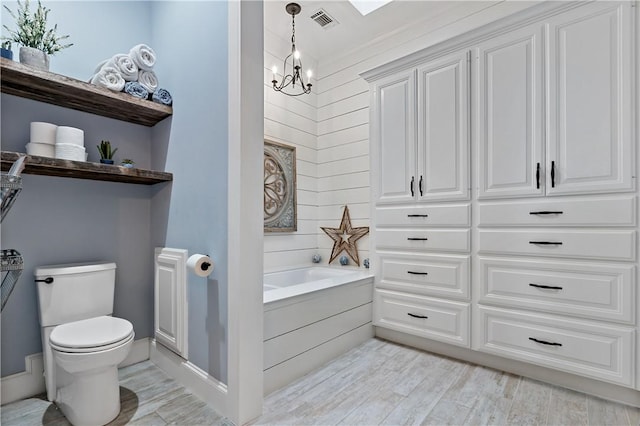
left=149, top=340, right=227, bottom=411
left=377, top=328, right=640, bottom=408
left=227, top=1, right=264, bottom=425
left=0, top=338, right=150, bottom=405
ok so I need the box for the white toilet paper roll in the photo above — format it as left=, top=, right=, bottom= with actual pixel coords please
left=30, top=122, right=58, bottom=144
left=187, top=254, right=214, bottom=277
left=56, top=126, right=85, bottom=147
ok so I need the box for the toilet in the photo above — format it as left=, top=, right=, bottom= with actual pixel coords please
left=35, top=262, right=134, bottom=426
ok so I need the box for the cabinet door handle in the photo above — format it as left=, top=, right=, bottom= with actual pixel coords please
left=407, top=313, right=428, bottom=319
left=419, top=175, right=423, bottom=196
left=529, top=283, right=563, bottom=290
left=407, top=237, right=428, bottom=241
left=551, top=161, right=556, bottom=188
left=407, top=214, right=429, bottom=218
left=529, top=337, right=562, bottom=347
left=407, top=271, right=428, bottom=275
left=529, top=211, right=564, bottom=215
left=410, top=176, right=415, bottom=197
left=536, top=162, right=540, bottom=189
left=529, top=241, right=563, bottom=245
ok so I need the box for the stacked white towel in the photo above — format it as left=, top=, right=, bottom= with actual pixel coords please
left=129, top=44, right=156, bottom=71
left=91, top=66, right=125, bottom=92
left=91, top=44, right=158, bottom=95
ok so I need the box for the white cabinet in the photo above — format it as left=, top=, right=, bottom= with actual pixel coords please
left=547, top=2, right=634, bottom=195
left=417, top=52, right=469, bottom=202
left=372, top=69, right=416, bottom=204
left=476, top=24, right=545, bottom=199
left=366, top=0, right=638, bottom=393
left=372, top=51, right=469, bottom=205
left=478, top=1, right=634, bottom=199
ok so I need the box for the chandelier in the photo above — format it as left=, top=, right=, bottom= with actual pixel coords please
left=271, top=2, right=312, bottom=97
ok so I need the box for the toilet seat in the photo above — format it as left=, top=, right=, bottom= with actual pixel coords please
left=50, top=316, right=134, bottom=353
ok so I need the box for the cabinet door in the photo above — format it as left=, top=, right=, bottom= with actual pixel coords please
left=547, top=2, right=634, bottom=195
left=417, top=51, right=469, bottom=201
left=476, top=25, right=544, bottom=199
left=371, top=69, right=417, bottom=204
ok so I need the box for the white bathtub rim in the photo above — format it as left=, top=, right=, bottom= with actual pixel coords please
left=263, top=271, right=374, bottom=306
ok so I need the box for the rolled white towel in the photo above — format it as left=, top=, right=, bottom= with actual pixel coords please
left=90, top=66, right=125, bottom=92
left=104, top=53, right=138, bottom=81
left=129, top=44, right=156, bottom=71
left=137, top=69, right=158, bottom=93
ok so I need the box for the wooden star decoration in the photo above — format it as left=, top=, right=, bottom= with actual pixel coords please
left=321, top=206, right=369, bottom=266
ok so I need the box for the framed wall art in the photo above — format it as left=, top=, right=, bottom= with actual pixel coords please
left=264, top=139, right=297, bottom=232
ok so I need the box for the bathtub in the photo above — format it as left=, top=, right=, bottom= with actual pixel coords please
left=263, top=266, right=374, bottom=394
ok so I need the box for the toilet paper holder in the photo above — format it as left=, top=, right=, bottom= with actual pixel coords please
left=187, top=253, right=214, bottom=277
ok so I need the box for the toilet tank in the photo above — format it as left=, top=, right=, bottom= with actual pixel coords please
left=35, top=262, right=117, bottom=327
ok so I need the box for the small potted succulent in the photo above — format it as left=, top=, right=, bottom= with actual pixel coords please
left=2, top=0, right=73, bottom=70
left=97, top=140, right=117, bottom=165
left=1, top=41, right=12, bottom=60
left=121, top=158, right=135, bottom=168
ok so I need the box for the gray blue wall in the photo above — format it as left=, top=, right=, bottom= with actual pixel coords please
left=1, top=1, right=229, bottom=383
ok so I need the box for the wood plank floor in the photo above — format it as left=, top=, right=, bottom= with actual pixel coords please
left=253, top=338, right=640, bottom=426
left=2, top=338, right=639, bottom=425
left=0, top=360, right=231, bottom=426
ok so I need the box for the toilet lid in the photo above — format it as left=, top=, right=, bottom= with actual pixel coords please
left=50, top=316, right=133, bottom=349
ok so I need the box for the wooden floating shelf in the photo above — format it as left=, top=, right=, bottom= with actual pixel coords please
left=1, top=151, right=173, bottom=185
left=0, top=58, right=172, bottom=127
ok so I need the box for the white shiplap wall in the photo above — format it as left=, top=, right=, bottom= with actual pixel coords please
left=264, top=31, right=320, bottom=272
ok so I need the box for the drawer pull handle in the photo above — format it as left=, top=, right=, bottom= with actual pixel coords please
left=407, top=313, right=428, bottom=319
left=407, top=214, right=429, bottom=218
left=529, top=337, right=562, bottom=347
left=529, top=241, right=563, bottom=245
left=407, top=237, right=428, bottom=241
left=407, top=271, right=428, bottom=275
left=529, top=211, right=564, bottom=215
left=529, top=283, right=563, bottom=290
left=410, top=176, right=415, bottom=197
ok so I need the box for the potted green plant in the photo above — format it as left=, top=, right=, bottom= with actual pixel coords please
left=121, top=158, right=135, bottom=169
left=2, top=0, right=73, bottom=70
left=1, top=41, right=12, bottom=60
left=97, top=140, right=117, bottom=165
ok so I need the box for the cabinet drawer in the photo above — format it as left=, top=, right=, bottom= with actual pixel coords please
left=378, top=253, right=469, bottom=299
left=476, top=306, right=634, bottom=387
left=478, top=196, right=635, bottom=227
left=376, top=204, right=470, bottom=227
left=478, top=229, right=635, bottom=261
left=478, top=257, right=634, bottom=324
left=377, top=229, right=470, bottom=253
left=375, top=289, right=469, bottom=347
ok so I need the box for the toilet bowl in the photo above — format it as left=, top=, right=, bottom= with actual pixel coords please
left=49, top=316, right=134, bottom=426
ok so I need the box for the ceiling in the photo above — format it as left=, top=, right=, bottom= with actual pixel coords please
left=264, top=1, right=504, bottom=63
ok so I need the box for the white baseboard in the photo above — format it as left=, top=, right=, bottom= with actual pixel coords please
left=149, top=339, right=229, bottom=419
left=1, top=337, right=151, bottom=406
left=0, top=353, right=45, bottom=405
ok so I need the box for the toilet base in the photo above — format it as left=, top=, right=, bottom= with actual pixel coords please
left=56, top=365, right=121, bottom=426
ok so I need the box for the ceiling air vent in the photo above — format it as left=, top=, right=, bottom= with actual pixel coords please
left=310, top=8, right=338, bottom=29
